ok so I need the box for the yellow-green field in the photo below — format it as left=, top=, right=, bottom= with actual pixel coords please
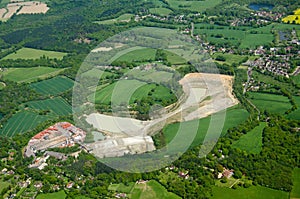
left=282, top=8, right=300, bottom=24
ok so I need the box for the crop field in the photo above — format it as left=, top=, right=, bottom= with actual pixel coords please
left=248, top=92, right=292, bottom=114
left=2, top=47, right=67, bottom=60
left=0, top=111, right=49, bottom=137
left=149, top=7, right=173, bottom=16
left=95, top=13, right=134, bottom=25
left=93, top=79, right=175, bottom=105
left=132, top=180, right=180, bottom=199
left=25, top=97, right=72, bottom=116
left=30, top=76, right=74, bottom=95
left=232, top=122, right=266, bottom=154
left=163, top=107, right=249, bottom=148
left=81, top=68, right=117, bottom=80
left=165, top=50, right=187, bottom=65
left=290, top=168, right=300, bottom=199
left=210, top=186, right=289, bottom=199
left=36, top=191, right=66, bottom=199
left=239, top=33, right=274, bottom=49
left=114, top=48, right=157, bottom=63
left=1, top=67, right=64, bottom=83
left=166, top=0, right=222, bottom=12
left=126, top=68, right=173, bottom=84
left=282, top=8, right=300, bottom=24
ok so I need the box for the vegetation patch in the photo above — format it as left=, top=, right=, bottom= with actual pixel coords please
left=30, top=76, right=74, bottom=95
left=36, top=190, right=66, bottom=199
left=95, top=13, right=134, bottom=25
left=149, top=7, right=173, bottom=16
left=162, top=107, right=249, bottom=148
left=113, top=48, right=157, bottom=63
left=239, top=34, right=274, bottom=49
left=1, top=67, right=64, bottom=83
left=287, top=96, right=300, bottom=120
left=248, top=92, right=292, bottom=114
left=282, top=8, right=300, bottom=24
left=290, top=168, right=300, bottom=199
left=2, top=47, right=67, bottom=60
left=166, top=0, right=222, bottom=12
left=210, top=186, right=289, bottom=199
left=232, top=122, right=266, bottom=154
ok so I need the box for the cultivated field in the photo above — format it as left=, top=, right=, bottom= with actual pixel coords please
left=17, top=1, right=49, bottom=15
left=81, top=68, right=116, bottom=80
left=163, top=107, right=249, bottom=148
left=210, top=186, right=289, bottom=199
left=290, top=168, right=300, bottom=199
left=282, top=8, right=300, bottom=24
left=149, top=7, right=173, bottom=16
left=30, top=76, right=74, bottom=95
left=239, top=34, right=274, bottom=49
left=1, top=67, right=64, bottom=83
left=248, top=92, right=292, bottom=114
left=2, top=47, right=67, bottom=60
left=36, top=191, right=66, bottom=199
left=25, top=97, right=72, bottom=116
left=0, top=111, right=49, bottom=137
left=232, top=122, right=266, bottom=154
left=126, top=68, right=173, bottom=84
left=95, top=13, right=134, bottom=25
left=114, top=48, right=157, bottom=63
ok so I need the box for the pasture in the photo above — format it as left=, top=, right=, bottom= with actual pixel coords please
left=81, top=68, right=117, bottom=80
left=162, top=107, right=249, bottom=148
left=287, top=96, right=300, bottom=120
left=25, top=97, right=72, bottom=116
left=36, top=191, right=66, bottom=199
left=126, top=68, right=174, bottom=84
left=166, top=0, right=222, bottom=12
left=95, top=13, right=133, bottom=25
left=149, top=7, right=173, bottom=16
left=0, top=111, right=49, bottom=137
left=2, top=47, right=67, bottom=60
left=212, top=53, right=251, bottom=65
left=210, top=186, right=289, bottom=199
left=239, top=34, right=274, bottom=49
left=232, top=122, right=266, bottom=154
left=113, top=48, right=156, bottom=63
left=93, top=79, right=175, bottom=106
left=108, top=182, right=135, bottom=193
left=1, top=67, right=64, bottom=83
left=290, top=168, right=300, bottom=199
left=248, top=92, right=292, bottom=114
left=30, top=76, right=74, bottom=95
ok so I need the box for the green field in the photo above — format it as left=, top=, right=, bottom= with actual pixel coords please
left=290, top=168, right=300, bottom=199
left=149, top=7, right=173, bottom=16
left=25, top=97, right=72, bottom=116
left=212, top=53, right=257, bottom=66
left=239, top=34, right=274, bottom=49
left=210, top=186, right=288, bottom=199
left=2, top=47, right=67, bottom=60
left=0, top=111, right=49, bottom=137
left=126, top=68, right=173, bottom=84
left=108, top=182, right=135, bottom=193
left=1, top=67, right=64, bottom=83
left=166, top=0, right=222, bottom=12
left=95, top=13, right=134, bottom=24
left=30, top=76, right=74, bottom=95
left=114, top=48, right=157, bottom=63
left=0, top=180, right=10, bottom=194
left=287, top=96, right=300, bottom=120
left=163, top=107, right=249, bottom=148
left=36, top=190, right=66, bottom=199
left=248, top=92, right=292, bottom=114
left=132, top=180, right=180, bottom=199
left=232, top=122, right=266, bottom=154
left=93, top=79, right=175, bottom=105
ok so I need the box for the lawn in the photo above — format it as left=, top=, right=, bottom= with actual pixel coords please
left=2, top=47, right=67, bottom=60
left=131, top=180, right=180, bottom=199
left=0, top=110, right=49, bottom=137
left=95, top=13, right=134, bottom=25
left=36, top=190, right=66, bottom=199
left=210, top=186, right=289, bottom=199
left=248, top=92, right=292, bottom=114
left=290, top=168, right=300, bottom=199
left=149, top=7, right=173, bottom=16
left=92, top=79, right=175, bottom=106
left=30, top=76, right=74, bottom=95
left=25, top=97, right=72, bottom=116
left=232, top=122, right=266, bottom=154
left=162, top=107, right=249, bottom=148
left=1, top=67, right=64, bottom=83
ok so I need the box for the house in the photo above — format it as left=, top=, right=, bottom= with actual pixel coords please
left=222, top=168, right=234, bottom=178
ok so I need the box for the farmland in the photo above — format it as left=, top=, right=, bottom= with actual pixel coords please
left=166, top=0, right=222, bottom=12
left=232, top=122, right=266, bottom=154
left=126, top=68, right=173, bottom=84
left=149, top=7, right=173, bottom=16
left=113, top=48, right=157, bottom=63
left=30, top=76, right=74, bottom=95
left=95, top=13, right=134, bottom=25
left=81, top=68, right=117, bottom=80
left=239, top=34, right=274, bottom=49
left=210, top=186, right=289, bottom=199
left=290, top=168, right=300, bottom=199
left=248, top=92, right=292, bottom=114
left=162, top=107, right=249, bottom=148
left=0, top=111, right=49, bottom=137
left=287, top=97, right=300, bottom=120
left=212, top=53, right=254, bottom=65
left=36, top=191, right=66, bottom=199
left=1, top=67, right=64, bottom=83
left=282, top=8, right=300, bottom=24
left=2, top=47, right=67, bottom=60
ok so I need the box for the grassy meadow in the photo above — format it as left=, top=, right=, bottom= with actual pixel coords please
left=166, top=0, right=222, bottom=12
left=1, top=67, right=64, bottom=83
left=95, top=13, right=134, bottom=24
left=290, top=168, right=300, bottom=199
left=149, top=7, right=173, bottom=16
left=232, top=122, right=266, bottom=154
left=2, top=47, right=67, bottom=60
left=36, top=191, right=66, bottom=199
